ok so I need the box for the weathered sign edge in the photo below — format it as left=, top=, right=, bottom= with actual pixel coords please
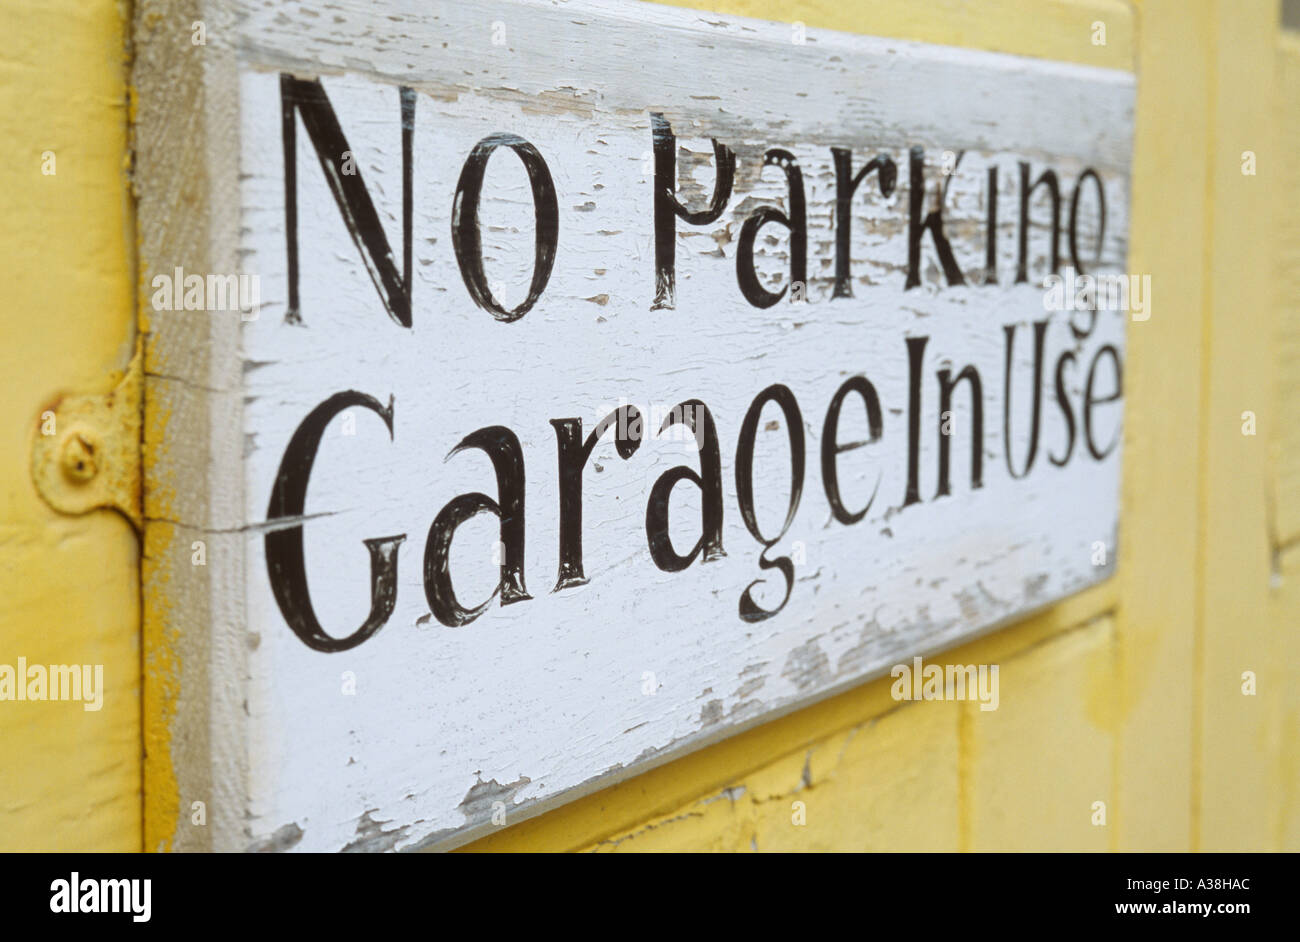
left=416, top=583, right=1121, bottom=852
left=138, top=0, right=249, bottom=853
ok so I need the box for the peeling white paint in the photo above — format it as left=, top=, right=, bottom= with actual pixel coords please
left=187, top=0, right=1132, bottom=851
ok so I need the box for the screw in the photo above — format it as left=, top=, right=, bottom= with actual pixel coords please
left=60, top=430, right=98, bottom=483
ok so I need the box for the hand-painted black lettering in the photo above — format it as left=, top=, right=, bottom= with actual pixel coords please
left=424, top=426, right=532, bottom=626
left=984, top=166, right=1000, bottom=284
left=903, top=335, right=928, bottom=507
left=735, top=384, right=805, bottom=621
left=736, top=149, right=807, bottom=308
left=906, top=147, right=966, bottom=289
left=265, top=391, right=405, bottom=652
left=1050, top=350, right=1078, bottom=466
left=936, top=363, right=985, bottom=498
left=1003, top=320, right=1049, bottom=479
left=1084, top=344, right=1123, bottom=460
left=280, top=75, right=415, bottom=327
left=550, top=407, right=643, bottom=591
left=645, top=400, right=726, bottom=570
left=831, top=148, right=897, bottom=298
left=1016, top=162, right=1062, bottom=284
left=1068, top=168, right=1107, bottom=277
left=821, top=376, right=883, bottom=524
left=452, top=133, right=559, bottom=322
left=651, top=113, right=735, bottom=310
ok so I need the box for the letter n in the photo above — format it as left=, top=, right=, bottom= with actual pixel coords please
left=1016, top=162, right=1062, bottom=284
left=281, top=74, right=416, bottom=326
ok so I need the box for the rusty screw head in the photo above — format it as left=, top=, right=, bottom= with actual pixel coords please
left=60, top=429, right=99, bottom=483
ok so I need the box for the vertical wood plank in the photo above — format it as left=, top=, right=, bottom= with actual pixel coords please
left=1109, top=0, right=1210, bottom=852
left=1273, top=34, right=1300, bottom=547
left=966, top=617, right=1116, bottom=851
left=1271, top=32, right=1300, bottom=853
left=1195, top=0, right=1281, bottom=851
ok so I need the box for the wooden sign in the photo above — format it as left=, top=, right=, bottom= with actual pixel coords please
left=138, top=0, right=1134, bottom=851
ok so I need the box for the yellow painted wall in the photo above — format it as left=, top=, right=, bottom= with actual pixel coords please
left=0, top=0, right=140, bottom=850
left=0, top=0, right=1294, bottom=852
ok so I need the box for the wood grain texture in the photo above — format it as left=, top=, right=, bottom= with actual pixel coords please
left=649, top=0, right=1135, bottom=71
left=136, top=0, right=246, bottom=852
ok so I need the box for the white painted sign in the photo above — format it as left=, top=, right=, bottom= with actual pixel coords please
left=148, top=0, right=1134, bottom=851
